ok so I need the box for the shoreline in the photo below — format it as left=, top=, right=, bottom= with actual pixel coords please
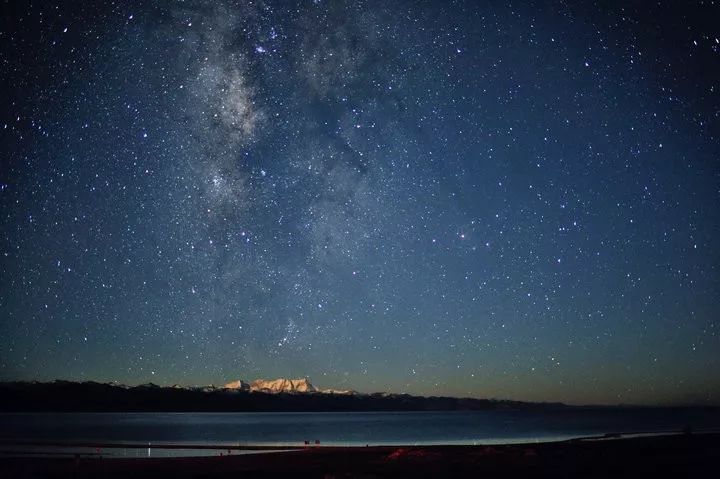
left=0, top=429, right=711, bottom=452
left=2, top=433, right=719, bottom=477
left=5, top=428, right=720, bottom=451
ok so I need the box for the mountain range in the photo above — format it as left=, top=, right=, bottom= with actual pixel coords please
left=0, top=379, right=566, bottom=412
left=223, top=377, right=354, bottom=395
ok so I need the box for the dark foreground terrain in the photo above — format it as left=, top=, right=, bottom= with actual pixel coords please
left=2, top=433, right=718, bottom=478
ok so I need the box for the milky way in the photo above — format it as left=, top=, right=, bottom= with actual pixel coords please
left=1, top=0, right=719, bottom=405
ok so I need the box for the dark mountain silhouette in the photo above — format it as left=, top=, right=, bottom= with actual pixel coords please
left=0, top=380, right=566, bottom=412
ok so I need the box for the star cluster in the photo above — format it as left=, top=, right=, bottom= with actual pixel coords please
left=1, top=0, right=719, bottom=405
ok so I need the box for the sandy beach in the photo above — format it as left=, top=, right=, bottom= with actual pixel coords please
left=2, top=432, right=718, bottom=478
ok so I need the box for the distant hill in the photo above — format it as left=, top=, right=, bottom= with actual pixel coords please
left=0, top=380, right=566, bottom=412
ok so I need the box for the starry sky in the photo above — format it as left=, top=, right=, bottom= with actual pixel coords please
left=1, top=0, right=719, bottom=406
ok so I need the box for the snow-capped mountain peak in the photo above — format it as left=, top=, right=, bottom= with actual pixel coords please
left=250, top=378, right=317, bottom=393
left=222, top=377, right=356, bottom=395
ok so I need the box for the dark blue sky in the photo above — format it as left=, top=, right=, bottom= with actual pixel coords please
left=1, top=0, right=719, bottom=405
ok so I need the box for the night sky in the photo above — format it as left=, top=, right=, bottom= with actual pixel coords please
left=1, top=1, right=719, bottom=406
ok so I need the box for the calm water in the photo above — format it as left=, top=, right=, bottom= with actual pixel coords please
left=1, top=409, right=719, bottom=447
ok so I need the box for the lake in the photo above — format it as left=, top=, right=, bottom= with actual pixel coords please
left=2, top=408, right=720, bottom=448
